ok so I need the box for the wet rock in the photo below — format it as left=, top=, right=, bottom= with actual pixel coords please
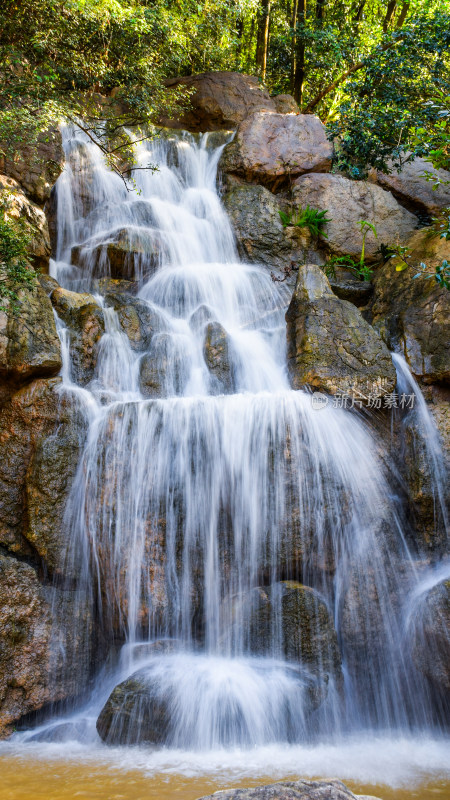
left=370, top=230, right=450, bottom=385
left=103, top=293, right=160, bottom=351
left=94, top=277, right=139, bottom=297
left=96, top=671, right=170, bottom=745
left=38, top=274, right=60, bottom=296
left=292, top=173, right=418, bottom=261
left=160, top=71, right=276, bottom=132
left=372, top=157, right=450, bottom=214
left=286, top=264, right=396, bottom=400
left=25, top=397, right=88, bottom=574
left=195, top=779, right=381, bottom=800
left=223, top=183, right=322, bottom=282
left=71, top=227, right=161, bottom=281
left=0, top=282, right=61, bottom=390
left=203, top=321, right=235, bottom=394
left=0, top=175, right=51, bottom=271
left=189, top=304, right=214, bottom=331
left=51, top=286, right=105, bottom=385
left=0, top=377, right=86, bottom=569
left=0, top=126, right=64, bottom=204
left=0, top=553, right=91, bottom=738
left=272, top=94, right=299, bottom=114
left=245, top=582, right=342, bottom=683
left=411, top=577, right=450, bottom=695
left=220, top=113, right=333, bottom=191
left=400, top=402, right=449, bottom=554
left=139, top=333, right=187, bottom=397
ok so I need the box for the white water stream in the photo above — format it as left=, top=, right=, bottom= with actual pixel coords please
left=3, top=127, right=449, bottom=787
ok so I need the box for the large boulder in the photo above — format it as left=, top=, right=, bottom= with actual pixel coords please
left=222, top=183, right=323, bottom=282
left=195, top=781, right=382, bottom=800
left=0, top=127, right=64, bottom=204
left=0, top=282, right=61, bottom=391
left=220, top=113, right=333, bottom=191
left=292, top=173, right=418, bottom=261
left=0, top=553, right=92, bottom=738
left=96, top=671, right=170, bottom=745
left=286, top=264, right=396, bottom=400
left=0, top=175, right=51, bottom=271
left=372, top=157, right=450, bottom=214
left=160, top=72, right=276, bottom=132
left=370, top=230, right=450, bottom=385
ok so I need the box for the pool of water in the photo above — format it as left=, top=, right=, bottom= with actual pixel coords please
left=0, top=737, right=449, bottom=800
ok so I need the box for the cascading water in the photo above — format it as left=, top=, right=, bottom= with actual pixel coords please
left=13, top=126, right=449, bottom=756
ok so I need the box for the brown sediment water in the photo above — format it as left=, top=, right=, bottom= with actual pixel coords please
left=0, top=756, right=449, bottom=800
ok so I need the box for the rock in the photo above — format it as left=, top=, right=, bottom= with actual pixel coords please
left=220, top=113, right=333, bottom=191
left=400, top=400, right=449, bottom=554
left=103, top=293, right=161, bottom=351
left=160, top=71, right=276, bottom=132
left=203, top=322, right=235, bottom=394
left=286, top=264, right=396, bottom=400
left=244, top=582, right=342, bottom=683
left=328, top=268, right=373, bottom=307
left=411, top=577, right=450, bottom=696
left=272, top=94, right=299, bottom=114
left=25, top=397, right=88, bottom=574
left=50, top=286, right=105, bottom=385
left=195, top=780, right=382, bottom=800
left=292, top=173, right=418, bottom=261
left=94, top=277, right=138, bottom=297
left=139, top=333, right=188, bottom=398
left=71, top=227, right=161, bottom=281
left=0, top=553, right=91, bottom=738
left=372, top=157, right=450, bottom=214
left=0, top=175, right=51, bottom=271
left=0, top=377, right=85, bottom=566
left=370, top=230, right=450, bottom=385
left=223, top=183, right=323, bottom=282
left=0, top=127, right=64, bottom=204
left=0, top=282, right=61, bottom=390
left=96, top=671, right=170, bottom=745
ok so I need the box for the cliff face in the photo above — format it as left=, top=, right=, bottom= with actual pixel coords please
left=0, top=72, right=448, bottom=738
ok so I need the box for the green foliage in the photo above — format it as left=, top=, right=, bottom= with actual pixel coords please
left=0, top=200, right=36, bottom=312
left=427, top=208, right=450, bottom=242
left=327, top=12, right=450, bottom=177
left=322, top=220, right=377, bottom=282
left=278, top=205, right=330, bottom=237
left=412, top=260, right=450, bottom=289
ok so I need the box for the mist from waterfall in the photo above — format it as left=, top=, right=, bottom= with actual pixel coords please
left=19, top=124, right=449, bottom=751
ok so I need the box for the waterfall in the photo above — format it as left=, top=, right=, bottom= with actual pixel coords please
left=23, top=126, right=448, bottom=748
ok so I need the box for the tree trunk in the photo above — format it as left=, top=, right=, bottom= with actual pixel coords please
left=256, top=0, right=271, bottom=82
left=396, top=1, right=410, bottom=27
left=293, top=0, right=306, bottom=106
left=382, top=1, right=397, bottom=33
left=290, top=0, right=298, bottom=94
left=316, top=0, right=325, bottom=23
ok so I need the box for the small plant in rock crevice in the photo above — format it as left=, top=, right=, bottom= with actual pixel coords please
left=279, top=205, right=331, bottom=238
left=322, top=219, right=378, bottom=282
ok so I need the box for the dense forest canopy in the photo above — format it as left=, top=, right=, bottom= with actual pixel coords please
left=0, top=0, right=449, bottom=176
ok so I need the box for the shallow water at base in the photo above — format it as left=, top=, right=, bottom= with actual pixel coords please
left=0, top=739, right=449, bottom=800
